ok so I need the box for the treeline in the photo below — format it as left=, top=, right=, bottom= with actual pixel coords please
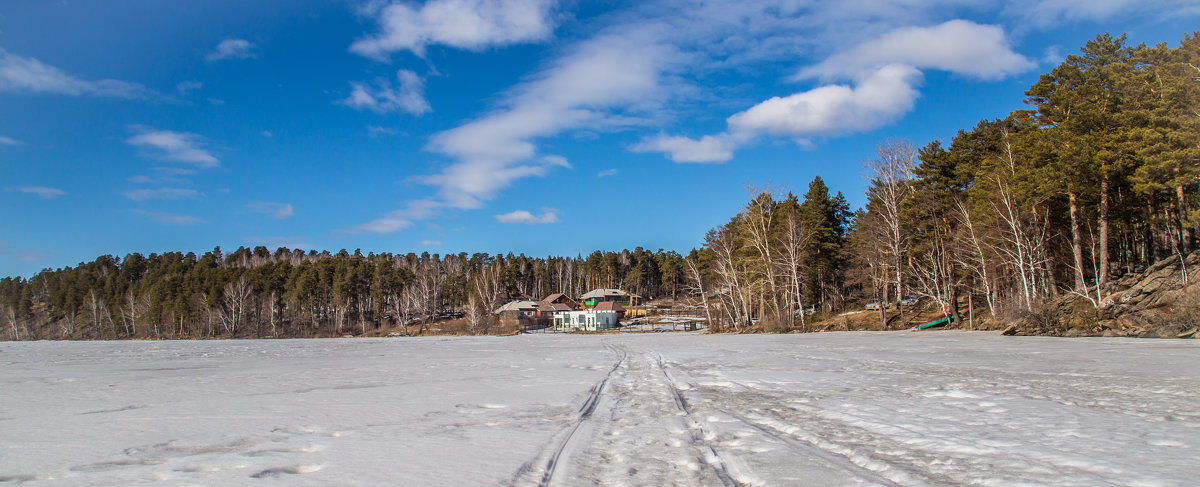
left=694, top=32, right=1199, bottom=330
left=0, top=247, right=686, bottom=339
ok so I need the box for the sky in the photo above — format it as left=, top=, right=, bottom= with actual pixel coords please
left=2, top=0, right=1199, bottom=277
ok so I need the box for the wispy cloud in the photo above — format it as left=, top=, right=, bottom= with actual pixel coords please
left=0, top=241, right=51, bottom=263
left=206, top=39, right=256, bottom=61
left=596, top=168, right=619, bottom=178
left=418, top=240, right=442, bottom=247
left=127, top=209, right=204, bottom=225
left=350, top=199, right=443, bottom=234
left=5, top=186, right=65, bottom=199
left=368, top=125, right=400, bottom=137
left=1001, top=0, right=1200, bottom=29
left=125, top=126, right=219, bottom=167
left=123, top=187, right=198, bottom=201
left=0, top=135, right=23, bottom=146
left=495, top=209, right=558, bottom=224
left=350, top=21, right=669, bottom=232
left=350, top=0, right=558, bottom=59
left=796, top=20, right=1034, bottom=81
left=127, top=167, right=197, bottom=185
left=0, top=47, right=156, bottom=98
left=176, top=81, right=202, bottom=94
left=246, top=202, right=294, bottom=219
left=341, top=69, right=430, bottom=115
left=423, top=28, right=668, bottom=209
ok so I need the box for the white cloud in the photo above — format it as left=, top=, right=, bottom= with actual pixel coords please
left=596, top=168, right=619, bottom=178
left=176, top=81, right=202, bottom=94
left=632, top=134, right=736, bottom=163
left=127, top=166, right=197, bottom=185
left=368, top=125, right=400, bottom=136
left=636, top=19, right=1030, bottom=163
left=341, top=69, right=431, bottom=115
left=1043, top=45, right=1064, bottom=65
left=351, top=199, right=443, bottom=234
left=495, top=209, right=558, bottom=224
left=349, top=21, right=672, bottom=233
left=797, top=20, right=1034, bottom=81
left=123, top=187, right=198, bottom=201
left=126, top=127, right=219, bottom=167
left=350, top=5, right=1042, bottom=230
left=127, top=209, right=204, bottom=225
left=350, top=0, right=558, bottom=59
left=1002, top=0, right=1200, bottom=28
left=418, top=240, right=443, bottom=247
left=6, top=186, right=65, bottom=199
left=206, top=39, right=257, bottom=61
left=0, top=135, right=23, bottom=146
left=0, top=48, right=155, bottom=98
left=729, top=64, right=923, bottom=138
left=423, top=28, right=669, bottom=209
left=246, top=202, right=294, bottom=219
left=0, top=241, right=51, bottom=262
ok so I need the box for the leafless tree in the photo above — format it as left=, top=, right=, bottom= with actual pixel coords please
left=953, top=198, right=995, bottom=317
left=119, top=288, right=142, bottom=336
left=413, top=259, right=445, bottom=334
left=683, top=253, right=715, bottom=331
left=707, top=225, right=749, bottom=330
left=909, top=228, right=955, bottom=318
left=220, top=278, right=252, bottom=336
left=778, top=210, right=810, bottom=330
left=865, top=139, right=915, bottom=318
left=6, top=305, right=17, bottom=341
left=465, top=263, right=502, bottom=334
left=741, top=189, right=781, bottom=325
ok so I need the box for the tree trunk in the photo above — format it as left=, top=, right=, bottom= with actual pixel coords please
left=1178, top=185, right=1193, bottom=253
left=1099, top=175, right=1110, bottom=287
left=1069, top=192, right=1086, bottom=291
left=878, top=281, right=888, bottom=330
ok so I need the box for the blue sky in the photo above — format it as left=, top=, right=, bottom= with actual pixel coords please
left=2, top=0, right=1198, bottom=277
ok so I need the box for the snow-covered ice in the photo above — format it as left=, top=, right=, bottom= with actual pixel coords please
left=2, top=331, right=1197, bottom=486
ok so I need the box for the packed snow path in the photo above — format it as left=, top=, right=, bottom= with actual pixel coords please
left=2, top=332, right=1197, bottom=486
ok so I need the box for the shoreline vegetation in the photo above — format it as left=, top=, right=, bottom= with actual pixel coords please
left=3, top=32, right=1199, bottom=342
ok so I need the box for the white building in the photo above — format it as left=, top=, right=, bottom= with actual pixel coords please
left=553, top=309, right=619, bottom=331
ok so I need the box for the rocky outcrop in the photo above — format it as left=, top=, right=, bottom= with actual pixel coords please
left=1010, top=250, right=1200, bottom=338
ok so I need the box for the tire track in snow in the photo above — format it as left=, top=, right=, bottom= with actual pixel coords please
left=516, top=344, right=627, bottom=487
left=718, top=409, right=903, bottom=487
left=656, top=353, right=740, bottom=487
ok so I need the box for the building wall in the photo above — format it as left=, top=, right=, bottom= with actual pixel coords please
left=552, top=310, right=618, bottom=331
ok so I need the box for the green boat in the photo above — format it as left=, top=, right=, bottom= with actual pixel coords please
left=917, top=313, right=957, bottom=330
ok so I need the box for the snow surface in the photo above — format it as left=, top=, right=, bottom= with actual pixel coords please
left=1, top=331, right=1197, bottom=486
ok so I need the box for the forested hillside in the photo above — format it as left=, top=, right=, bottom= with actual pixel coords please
left=2, top=32, right=1196, bottom=340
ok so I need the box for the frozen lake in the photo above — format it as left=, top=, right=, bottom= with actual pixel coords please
left=2, top=331, right=1197, bottom=486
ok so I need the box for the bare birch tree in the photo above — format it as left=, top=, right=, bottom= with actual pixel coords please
left=866, top=139, right=916, bottom=319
